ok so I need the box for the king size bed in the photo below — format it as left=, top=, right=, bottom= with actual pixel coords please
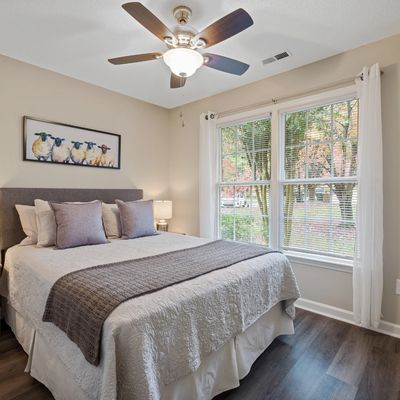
left=0, top=188, right=300, bottom=400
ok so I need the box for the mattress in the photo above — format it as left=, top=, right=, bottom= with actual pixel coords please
left=0, top=232, right=298, bottom=400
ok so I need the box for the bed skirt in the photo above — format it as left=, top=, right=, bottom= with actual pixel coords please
left=4, top=301, right=294, bottom=400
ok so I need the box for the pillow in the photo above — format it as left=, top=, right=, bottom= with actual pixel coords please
left=102, top=203, right=121, bottom=239
left=50, top=200, right=108, bottom=249
left=115, top=199, right=157, bottom=239
left=15, top=205, right=38, bottom=245
left=34, top=199, right=57, bottom=247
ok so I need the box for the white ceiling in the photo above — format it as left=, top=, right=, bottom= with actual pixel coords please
left=1, top=0, right=400, bottom=109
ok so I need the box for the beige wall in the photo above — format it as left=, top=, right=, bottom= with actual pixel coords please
left=168, top=34, right=400, bottom=325
left=1, top=34, right=399, bottom=326
left=0, top=54, right=170, bottom=199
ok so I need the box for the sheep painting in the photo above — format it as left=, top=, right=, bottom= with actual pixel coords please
left=24, top=117, right=120, bottom=169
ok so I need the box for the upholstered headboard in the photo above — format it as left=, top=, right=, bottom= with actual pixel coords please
left=0, top=187, right=143, bottom=260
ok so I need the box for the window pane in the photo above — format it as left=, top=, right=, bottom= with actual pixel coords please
left=285, top=99, right=359, bottom=180
left=333, top=100, right=359, bottom=141
left=306, top=143, right=331, bottom=179
left=237, top=153, right=253, bottom=181
left=332, top=139, right=358, bottom=177
left=253, top=149, right=270, bottom=181
left=221, top=153, right=236, bottom=182
left=285, top=145, right=306, bottom=179
left=220, top=115, right=271, bottom=183
left=221, top=127, right=236, bottom=155
left=282, top=183, right=357, bottom=258
left=253, top=119, right=271, bottom=151
left=306, top=104, right=332, bottom=143
left=237, top=124, right=253, bottom=154
left=219, top=184, right=269, bottom=246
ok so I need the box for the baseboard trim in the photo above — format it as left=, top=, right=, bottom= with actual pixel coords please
left=296, top=298, right=400, bottom=339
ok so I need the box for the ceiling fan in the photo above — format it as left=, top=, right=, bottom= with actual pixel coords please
left=108, top=2, right=254, bottom=89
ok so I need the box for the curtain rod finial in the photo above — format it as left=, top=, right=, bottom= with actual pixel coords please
left=205, top=113, right=216, bottom=120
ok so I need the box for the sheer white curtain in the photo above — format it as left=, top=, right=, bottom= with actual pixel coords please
left=353, top=63, right=384, bottom=328
left=199, top=111, right=218, bottom=238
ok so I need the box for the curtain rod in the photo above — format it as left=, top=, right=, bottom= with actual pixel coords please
left=205, top=70, right=383, bottom=120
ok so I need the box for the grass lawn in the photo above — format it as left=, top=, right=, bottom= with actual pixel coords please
left=220, top=199, right=356, bottom=258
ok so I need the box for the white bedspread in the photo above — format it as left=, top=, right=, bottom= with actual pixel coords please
left=0, top=233, right=299, bottom=400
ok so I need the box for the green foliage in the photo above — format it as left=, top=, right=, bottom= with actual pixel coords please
left=220, top=213, right=269, bottom=245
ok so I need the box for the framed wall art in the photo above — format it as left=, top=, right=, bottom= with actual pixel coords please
left=23, top=116, right=121, bottom=169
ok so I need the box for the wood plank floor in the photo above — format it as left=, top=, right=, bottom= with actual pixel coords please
left=0, top=309, right=399, bottom=400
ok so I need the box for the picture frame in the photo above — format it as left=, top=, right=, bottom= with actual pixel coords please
left=23, top=116, right=121, bottom=169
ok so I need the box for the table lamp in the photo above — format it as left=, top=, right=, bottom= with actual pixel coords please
left=154, top=200, right=172, bottom=231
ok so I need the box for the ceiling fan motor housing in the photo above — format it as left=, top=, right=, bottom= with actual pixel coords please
left=173, top=6, right=192, bottom=25
left=171, top=6, right=204, bottom=48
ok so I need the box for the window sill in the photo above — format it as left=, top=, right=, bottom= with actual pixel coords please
left=284, top=251, right=353, bottom=273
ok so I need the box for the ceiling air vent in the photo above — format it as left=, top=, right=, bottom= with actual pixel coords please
left=262, top=50, right=292, bottom=65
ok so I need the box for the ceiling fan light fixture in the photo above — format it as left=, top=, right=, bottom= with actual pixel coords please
left=163, top=48, right=203, bottom=77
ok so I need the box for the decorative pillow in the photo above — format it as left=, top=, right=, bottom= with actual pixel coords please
left=115, top=199, right=157, bottom=239
left=34, top=199, right=57, bottom=247
left=50, top=200, right=108, bottom=249
left=102, top=203, right=122, bottom=239
left=15, top=205, right=38, bottom=245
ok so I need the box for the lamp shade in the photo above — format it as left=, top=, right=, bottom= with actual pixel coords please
left=163, top=48, right=203, bottom=77
left=154, top=200, right=172, bottom=220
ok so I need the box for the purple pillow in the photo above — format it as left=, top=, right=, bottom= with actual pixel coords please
left=115, top=199, right=157, bottom=239
left=50, top=201, right=108, bottom=249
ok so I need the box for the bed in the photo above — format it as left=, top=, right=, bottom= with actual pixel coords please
left=0, top=188, right=300, bottom=400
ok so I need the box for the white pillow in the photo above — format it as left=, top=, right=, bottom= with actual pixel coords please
left=102, top=203, right=121, bottom=239
left=15, top=205, right=38, bottom=245
left=34, top=199, right=57, bottom=247
left=34, top=199, right=100, bottom=247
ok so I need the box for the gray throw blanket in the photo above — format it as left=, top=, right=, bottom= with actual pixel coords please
left=43, top=240, right=279, bottom=366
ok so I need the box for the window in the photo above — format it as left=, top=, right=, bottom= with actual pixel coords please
left=218, top=115, right=272, bottom=246
left=216, top=87, right=359, bottom=263
left=281, top=99, right=359, bottom=259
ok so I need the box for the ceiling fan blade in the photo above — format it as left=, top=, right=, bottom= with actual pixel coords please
left=108, top=52, right=162, bottom=65
left=170, top=74, right=186, bottom=89
left=122, top=2, right=175, bottom=42
left=203, top=53, right=249, bottom=75
left=195, top=8, right=253, bottom=48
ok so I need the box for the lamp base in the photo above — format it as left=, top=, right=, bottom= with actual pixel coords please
left=156, top=222, right=168, bottom=232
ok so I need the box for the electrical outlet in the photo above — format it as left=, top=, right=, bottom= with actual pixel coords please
left=396, top=279, right=400, bottom=295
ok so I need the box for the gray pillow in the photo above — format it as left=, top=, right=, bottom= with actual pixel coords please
left=116, top=199, right=157, bottom=239
left=50, top=201, right=109, bottom=249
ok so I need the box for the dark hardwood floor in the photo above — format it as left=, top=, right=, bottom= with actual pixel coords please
left=0, top=321, right=53, bottom=400
left=0, top=309, right=399, bottom=400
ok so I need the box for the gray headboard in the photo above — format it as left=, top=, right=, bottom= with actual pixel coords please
left=0, top=187, right=143, bottom=256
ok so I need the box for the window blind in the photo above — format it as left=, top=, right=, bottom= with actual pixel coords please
left=281, top=99, right=359, bottom=259
left=218, top=115, right=272, bottom=246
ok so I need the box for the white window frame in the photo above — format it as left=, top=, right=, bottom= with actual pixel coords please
left=216, top=113, right=273, bottom=243
left=216, top=85, right=357, bottom=272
